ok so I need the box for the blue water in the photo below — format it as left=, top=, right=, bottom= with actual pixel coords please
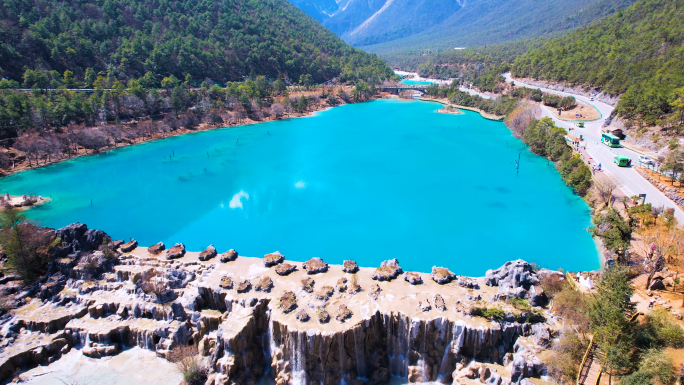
left=400, top=79, right=437, bottom=85
left=1, top=99, right=599, bottom=275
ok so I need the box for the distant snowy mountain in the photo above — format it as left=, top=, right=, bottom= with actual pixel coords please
left=288, top=0, right=638, bottom=53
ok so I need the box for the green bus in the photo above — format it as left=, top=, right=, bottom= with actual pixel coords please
left=601, top=133, right=621, bottom=148
left=614, top=154, right=632, bottom=167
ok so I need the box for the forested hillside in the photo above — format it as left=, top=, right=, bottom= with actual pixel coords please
left=0, top=0, right=391, bottom=84
left=512, top=0, right=684, bottom=129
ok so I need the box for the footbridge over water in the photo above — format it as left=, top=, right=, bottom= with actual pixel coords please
left=380, top=85, right=431, bottom=95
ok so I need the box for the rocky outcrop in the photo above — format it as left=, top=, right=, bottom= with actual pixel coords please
left=264, top=251, right=284, bottom=267
left=199, top=245, right=217, bottom=261
left=120, top=239, right=138, bottom=253
left=147, top=242, right=165, bottom=255
left=431, top=267, right=456, bottom=284
left=220, top=249, right=238, bottom=263
left=404, top=272, right=423, bottom=285
left=165, top=243, right=186, bottom=260
left=372, top=259, right=403, bottom=281
left=57, top=223, right=106, bottom=253
left=485, top=260, right=539, bottom=290
left=302, top=257, right=329, bottom=274
left=343, top=260, right=359, bottom=273
left=274, top=263, right=297, bottom=276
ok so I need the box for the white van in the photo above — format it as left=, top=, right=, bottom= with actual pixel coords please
left=639, top=155, right=654, bottom=165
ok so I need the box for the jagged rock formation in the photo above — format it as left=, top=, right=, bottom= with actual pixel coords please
left=0, top=224, right=555, bottom=385
left=372, top=259, right=403, bottom=281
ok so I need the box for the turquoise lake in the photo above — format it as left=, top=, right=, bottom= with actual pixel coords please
left=400, top=79, right=437, bottom=85
left=0, top=99, right=599, bottom=275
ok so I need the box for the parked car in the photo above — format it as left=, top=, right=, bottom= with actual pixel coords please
left=590, top=97, right=595, bottom=101
left=638, top=155, right=655, bottom=166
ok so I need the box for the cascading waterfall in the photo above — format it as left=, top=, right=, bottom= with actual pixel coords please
left=291, top=331, right=307, bottom=385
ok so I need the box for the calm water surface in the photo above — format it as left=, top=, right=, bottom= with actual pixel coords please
left=400, top=79, right=437, bottom=85
left=2, top=99, right=599, bottom=275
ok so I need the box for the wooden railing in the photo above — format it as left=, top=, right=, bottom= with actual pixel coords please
left=576, top=336, right=595, bottom=385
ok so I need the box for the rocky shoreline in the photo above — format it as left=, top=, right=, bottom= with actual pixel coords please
left=1, top=224, right=562, bottom=385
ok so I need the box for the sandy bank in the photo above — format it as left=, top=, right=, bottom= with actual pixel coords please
left=418, top=97, right=504, bottom=121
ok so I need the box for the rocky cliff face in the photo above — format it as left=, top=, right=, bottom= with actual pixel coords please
left=0, top=224, right=556, bottom=385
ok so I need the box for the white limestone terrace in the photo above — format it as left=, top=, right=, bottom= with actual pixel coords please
left=0, top=223, right=561, bottom=385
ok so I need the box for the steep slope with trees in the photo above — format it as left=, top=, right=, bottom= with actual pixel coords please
left=512, top=0, right=684, bottom=130
left=0, top=0, right=391, bottom=84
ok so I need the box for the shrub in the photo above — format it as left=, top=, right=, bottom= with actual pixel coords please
left=508, top=298, right=532, bottom=312
left=471, top=306, right=505, bottom=320
left=0, top=207, right=57, bottom=282
left=621, top=349, right=676, bottom=385
left=546, top=329, right=587, bottom=383
left=169, top=345, right=208, bottom=385
left=645, top=309, right=684, bottom=348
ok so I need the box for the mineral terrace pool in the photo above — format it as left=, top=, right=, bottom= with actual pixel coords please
left=1, top=99, right=599, bottom=275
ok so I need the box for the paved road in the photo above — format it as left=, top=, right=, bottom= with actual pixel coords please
left=503, top=73, right=684, bottom=223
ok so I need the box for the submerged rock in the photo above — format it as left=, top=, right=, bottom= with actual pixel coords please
left=264, top=251, right=284, bottom=267
left=199, top=245, right=217, bottom=261
left=147, top=242, right=165, bottom=255
left=404, top=272, right=423, bottom=285
left=303, top=258, right=329, bottom=274
left=220, top=249, right=238, bottom=262
left=121, top=239, right=138, bottom=253
left=275, top=263, right=297, bottom=276
left=372, top=259, right=402, bottom=281
left=343, top=260, right=358, bottom=273
left=431, top=267, right=456, bottom=284
left=166, top=243, right=186, bottom=260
